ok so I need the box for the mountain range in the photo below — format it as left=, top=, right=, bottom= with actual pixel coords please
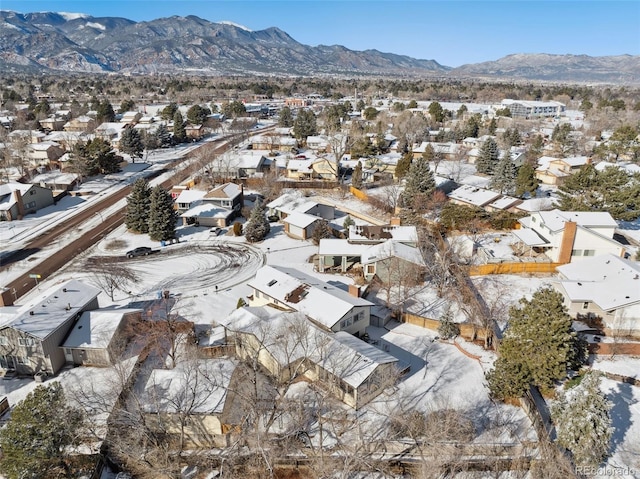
left=1, top=11, right=638, bottom=84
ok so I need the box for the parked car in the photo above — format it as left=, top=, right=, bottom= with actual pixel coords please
left=125, top=247, right=152, bottom=258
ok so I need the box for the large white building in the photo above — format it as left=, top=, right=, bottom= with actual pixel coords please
left=500, top=99, right=565, bottom=118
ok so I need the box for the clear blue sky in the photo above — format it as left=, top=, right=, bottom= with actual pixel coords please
left=3, top=1, right=639, bottom=67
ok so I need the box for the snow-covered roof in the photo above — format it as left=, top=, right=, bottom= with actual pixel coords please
left=361, top=240, right=426, bottom=267
left=448, top=185, right=502, bottom=207
left=6, top=280, right=101, bottom=340
left=176, top=189, right=206, bottom=204
left=487, top=196, right=522, bottom=210
left=287, top=158, right=314, bottom=172
left=63, top=308, right=140, bottom=349
left=556, top=254, right=640, bottom=311
left=203, top=182, right=242, bottom=200
left=283, top=211, right=319, bottom=229
left=595, top=161, right=640, bottom=175
left=514, top=197, right=554, bottom=213
left=29, top=141, right=60, bottom=151
left=249, top=265, right=372, bottom=329
left=533, top=209, right=618, bottom=232
left=513, top=228, right=550, bottom=247
left=318, top=239, right=371, bottom=256
left=140, top=358, right=237, bottom=415
left=267, top=192, right=319, bottom=215
left=180, top=201, right=234, bottom=219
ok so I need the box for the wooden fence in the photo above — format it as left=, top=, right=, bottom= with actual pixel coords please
left=349, top=185, right=368, bottom=201
left=401, top=312, right=490, bottom=343
left=469, top=262, right=562, bottom=276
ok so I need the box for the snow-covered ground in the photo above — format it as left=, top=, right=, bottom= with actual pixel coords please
left=3, top=151, right=640, bottom=474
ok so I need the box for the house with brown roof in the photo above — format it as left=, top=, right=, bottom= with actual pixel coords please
left=180, top=183, right=244, bottom=227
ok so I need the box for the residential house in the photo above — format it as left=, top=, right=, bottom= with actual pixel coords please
left=0, top=280, right=101, bottom=375
left=311, top=157, right=339, bottom=181
left=63, top=115, right=96, bottom=132
left=360, top=240, right=426, bottom=283
left=0, top=182, right=54, bottom=221
left=226, top=306, right=400, bottom=409
left=119, top=111, right=142, bottom=124
left=185, top=124, right=205, bottom=141
left=305, top=135, right=330, bottom=152
left=283, top=212, right=322, bottom=240
left=39, top=116, right=66, bottom=132
left=348, top=224, right=419, bottom=247
left=266, top=192, right=334, bottom=221
left=514, top=209, right=625, bottom=264
left=448, top=185, right=503, bottom=210
left=175, top=189, right=206, bottom=213
left=62, top=309, right=141, bottom=366
left=412, top=142, right=461, bottom=161
left=180, top=182, right=243, bottom=227
left=286, top=157, right=315, bottom=180
left=28, top=141, right=65, bottom=167
left=209, top=152, right=268, bottom=179
left=30, top=171, right=79, bottom=192
left=536, top=156, right=590, bottom=186
left=138, top=358, right=242, bottom=447
left=250, top=133, right=297, bottom=153
left=248, top=265, right=373, bottom=336
left=95, top=122, right=126, bottom=147
left=554, top=254, right=640, bottom=338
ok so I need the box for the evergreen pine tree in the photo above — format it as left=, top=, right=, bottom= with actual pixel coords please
left=352, top=161, right=364, bottom=189
left=311, top=219, right=333, bottom=245
left=278, top=106, right=293, bottom=127
left=119, top=126, right=144, bottom=162
left=486, top=287, right=582, bottom=400
left=551, top=371, right=613, bottom=469
left=487, top=117, right=497, bottom=135
left=148, top=186, right=178, bottom=242
left=244, top=199, right=270, bottom=243
left=401, top=156, right=436, bottom=209
left=155, top=123, right=172, bottom=148
left=125, top=178, right=152, bottom=233
left=491, top=154, right=517, bottom=194
left=173, top=110, right=186, bottom=144
left=0, top=383, right=84, bottom=479
left=515, top=162, right=540, bottom=198
left=395, top=151, right=412, bottom=179
left=343, top=215, right=355, bottom=230
left=476, top=137, right=500, bottom=175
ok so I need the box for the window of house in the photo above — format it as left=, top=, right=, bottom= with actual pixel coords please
left=366, top=265, right=375, bottom=274
left=582, top=302, right=589, bottom=310
left=572, top=250, right=582, bottom=256
left=24, top=201, right=36, bottom=209
left=583, top=250, right=595, bottom=257
left=340, top=318, right=353, bottom=329
left=18, top=338, right=35, bottom=347
left=30, top=189, right=36, bottom=195
left=354, top=311, right=364, bottom=322
left=0, top=337, right=8, bottom=346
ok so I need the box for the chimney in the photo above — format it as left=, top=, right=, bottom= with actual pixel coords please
left=390, top=217, right=401, bottom=226
left=13, top=189, right=25, bottom=219
left=348, top=284, right=360, bottom=298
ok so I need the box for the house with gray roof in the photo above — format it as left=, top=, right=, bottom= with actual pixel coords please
left=0, top=280, right=100, bottom=375
left=248, top=265, right=372, bottom=336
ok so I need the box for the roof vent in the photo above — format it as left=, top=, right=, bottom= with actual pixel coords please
left=66, top=303, right=71, bottom=311
left=577, top=282, right=582, bottom=286
left=29, top=311, right=34, bottom=316
left=63, top=288, right=67, bottom=293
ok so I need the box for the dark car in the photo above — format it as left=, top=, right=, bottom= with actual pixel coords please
left=125, top=247, right=152, bottom=258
